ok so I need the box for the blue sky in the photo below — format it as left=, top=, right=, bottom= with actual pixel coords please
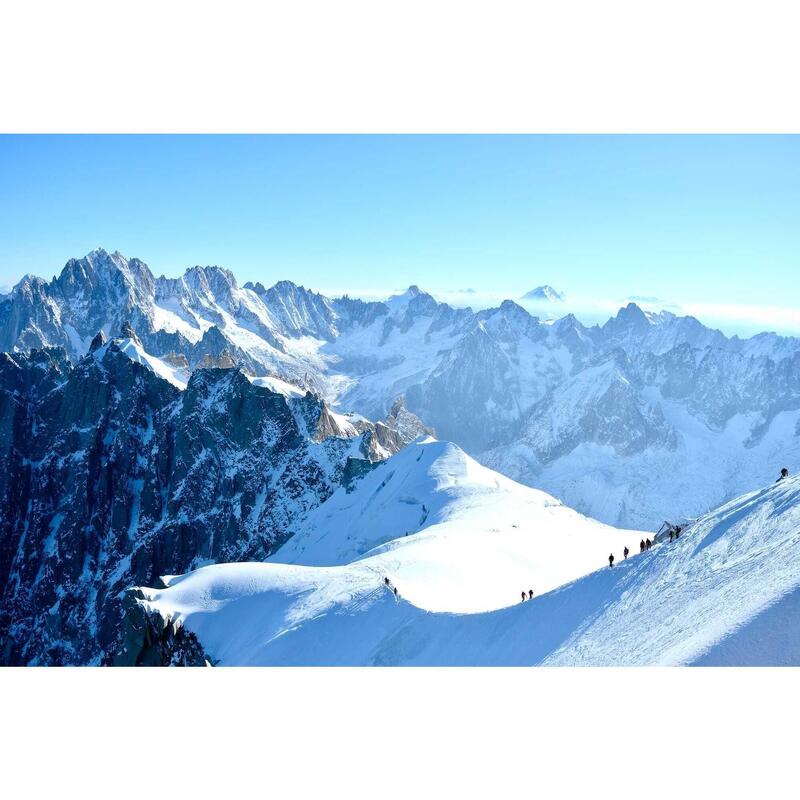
left=1, top=135, right=798, bottom=334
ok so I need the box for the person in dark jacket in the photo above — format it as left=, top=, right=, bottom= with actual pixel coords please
left=645, top=538, right=652, bottom=550
left=521, top=591, right=526, bottom=602
left=623, top=546, right=629, bottom=559
left=777, top=467, right=789, bottom=482
left=640, top=539, right=645, bottom=553
left=528, top=589, right=534, bottom=600
left=608, top=553, right=614, bottom=567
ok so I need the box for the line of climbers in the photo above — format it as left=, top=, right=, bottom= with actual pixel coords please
left=383, top=576, right=399, bottom=598
left=417, top=467, right=794, bottom=605
left=609, top=528, right=675, bottom=567
left=609, top=524, right=681, bottom=568
left=608, top=466, right=791, bottom=569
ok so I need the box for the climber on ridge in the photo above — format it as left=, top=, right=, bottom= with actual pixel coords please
left=623, top=546, right=629, bottom=560
left=777, top=467, right=789, bottom=482
left=608, top=553, right=614, bottom=568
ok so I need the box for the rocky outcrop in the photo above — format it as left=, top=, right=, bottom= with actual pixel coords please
left=114, top=589, right=209, bottom=666
left=0, top=345, right=376, bottom=665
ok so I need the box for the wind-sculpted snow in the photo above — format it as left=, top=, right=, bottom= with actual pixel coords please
left=137, top=473, right=800, bottom=665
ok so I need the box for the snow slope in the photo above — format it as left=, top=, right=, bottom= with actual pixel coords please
left=137, top=438, right=642, bottom=661
left=137, top=470, right=800, bottom=666
left=272, top=438, right=636, bottom=613
left=114, top=337, right=191, bottom=389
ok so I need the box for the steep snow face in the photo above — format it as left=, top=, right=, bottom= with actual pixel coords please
left=543, top=473, right=800, bottom=665
left=109, top=337, right=191, bottom=389
left=136, top=473, right=800, bottom=666
left=247, top=374, right=307, bottom=398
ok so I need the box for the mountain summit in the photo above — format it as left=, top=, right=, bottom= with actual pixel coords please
left=521, top=285, right=565, bottom=303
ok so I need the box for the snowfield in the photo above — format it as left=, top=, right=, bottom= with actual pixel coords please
left=137, top=454, right=800, bottom=665
left=137, top=438, right=641, bottom=663
left=274, top=438, right=638, bottom=611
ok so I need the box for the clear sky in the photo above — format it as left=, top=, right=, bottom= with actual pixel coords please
left=1, top=135, right=798, bottom=334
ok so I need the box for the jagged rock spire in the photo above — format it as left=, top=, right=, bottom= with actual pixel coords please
left=89, top=330, right=107, bottom=353
left=119, top=320, right=141, bottom=345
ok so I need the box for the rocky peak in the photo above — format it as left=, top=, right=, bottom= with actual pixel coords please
left=521, top=285, right=565, bottom=303
left=386, top=396, right=435, bottom=443
left=161, top=351, right=190, bottom=369
left=260, top=280, right=338, bottom=339
left=243, top=280, right=268, bottom=295
left=196, top=349, right=236, bottom=369
left=89, top=330, right=107, bottom=353
left=119, top=320, right=141, bottom=345
left=183, top=265, right=238, bottom=305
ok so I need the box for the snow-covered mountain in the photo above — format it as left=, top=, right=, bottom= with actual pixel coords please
left=125, top=438, right=641, bottom=664
left=483, top=335, right=800, bottom=528
left=520, top=285, right=565, bottom=303
left=0, top=338, right=414, bottom=665
left=3, top=248, right=800, bottom=530
left=130, top=462, right=800, bottom=666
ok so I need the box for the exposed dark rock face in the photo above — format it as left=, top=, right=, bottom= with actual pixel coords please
left=114, top=589, right=209, bottom=667
left=0, top=345, right=375, bottom=665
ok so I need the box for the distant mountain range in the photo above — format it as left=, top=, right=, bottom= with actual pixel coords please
left=3, top=248, right=798, bottom=529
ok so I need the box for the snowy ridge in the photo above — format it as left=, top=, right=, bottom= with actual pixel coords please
left=98, top=336, right=191, bottom=389
left=136, top=438, right=643, bottom=662
left=137, top=472, right=800, bottom=665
